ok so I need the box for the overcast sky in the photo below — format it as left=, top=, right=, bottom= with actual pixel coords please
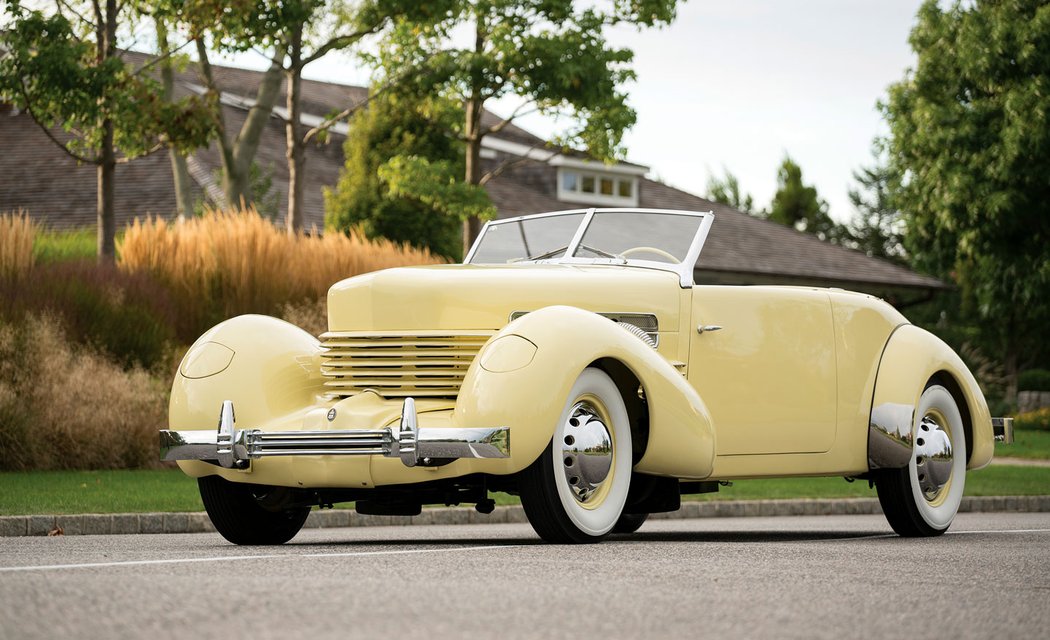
left=221, top=0, right=924, bottom=222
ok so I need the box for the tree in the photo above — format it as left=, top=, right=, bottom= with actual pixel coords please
left=155, top=17, right=194, bottom=219
left=846, top=147, right=905, bottom=263
left=768, top=155, right=844, bottom=242
left=182, top=1, right=440, bottom=232
left=705, top=166, right=755, bottom=214
left=324, top=92, right=463, bottom=259
left=168, top=0, right=288, bottom=211
left=0, top=2, right=213, bottom=261
left=374, top=0, right=679, bottom=253
left=881, top=0, right=1050, bottom=402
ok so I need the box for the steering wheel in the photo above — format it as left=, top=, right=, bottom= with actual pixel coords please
left=619, top=246, right=681, bottom=264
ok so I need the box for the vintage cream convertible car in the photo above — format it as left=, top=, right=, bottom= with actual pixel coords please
left=161, top=208, right=1012, bottom=544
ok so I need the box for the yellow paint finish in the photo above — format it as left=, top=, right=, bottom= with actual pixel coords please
left=179, top=342, right=235, bottom=379
left=826, top=291, right=908, bottom=471
left=689, top=287, right=838, bottom=455
left=454, top=306, right=716, bottom=480
left=326, top=264, right=682, bottom=333
left=478, top=335, right=537, bottom=373
left=870, top=324, right=994, bottom=470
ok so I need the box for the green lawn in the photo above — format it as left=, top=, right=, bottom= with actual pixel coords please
left=2, top=465, right=1048, bottom=516
left=997, top=428, right=1050, bottom=459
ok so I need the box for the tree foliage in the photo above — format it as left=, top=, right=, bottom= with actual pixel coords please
left=881, top=0, right=1050, bottom=397
left=846, top=148, right=905, bottom=263
left=705, top=167, right=755, bottom=214
left=371, top=0, right=680, bottom=251
left=324, top=93, right=464, bottom=259
left=767, top=155, right=843, bottom=242
left=0, top=2, right=214, bottom=260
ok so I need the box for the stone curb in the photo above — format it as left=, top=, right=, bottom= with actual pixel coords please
left=2, top=495, right=1049, bottom=537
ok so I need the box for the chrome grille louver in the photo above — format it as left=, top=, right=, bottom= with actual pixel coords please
left=319, top=331, right=494, bottom=398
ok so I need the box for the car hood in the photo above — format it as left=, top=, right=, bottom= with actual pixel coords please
left=326, top=264, right=682, bottom=333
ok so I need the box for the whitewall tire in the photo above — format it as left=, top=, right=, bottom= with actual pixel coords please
left=519, top=368, right=633, bottom=543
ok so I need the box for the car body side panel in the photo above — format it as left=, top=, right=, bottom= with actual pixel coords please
left=869, top=324, right=994, bottom=471
left=454, top=306, right=717, bottom=481
left=688, top=286, right=838, bottom=455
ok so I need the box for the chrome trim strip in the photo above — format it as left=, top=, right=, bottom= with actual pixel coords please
left=509, top=310, right=659, bottom=346
left=868, top=401, right=915, bottom=470
left=992, top=417, right=1014, bottom=444
left=160, top=399, right=510, bottom=469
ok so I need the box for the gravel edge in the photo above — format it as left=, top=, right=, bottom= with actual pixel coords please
left=3, top=495, right=1049, bottom=537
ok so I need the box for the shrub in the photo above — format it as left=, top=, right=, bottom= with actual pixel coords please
left=119, top=208, right=443, bottom=340
left=0, top=315, right=167, bottom=470
left=0, top=260, right=178, bottom=369
left=1014, top=408, right=1050, bottom=431
left=0, top=210, right=36, bottom=283
left=1019, top=369, right=1050, bottom=392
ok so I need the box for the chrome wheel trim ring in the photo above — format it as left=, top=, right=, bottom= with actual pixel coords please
left=914, top=411, right=954, bottom=505
left=560, top=401, right=614, bottom=505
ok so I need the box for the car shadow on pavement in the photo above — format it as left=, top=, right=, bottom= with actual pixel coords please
left=610, top=530, right=894, bottom=543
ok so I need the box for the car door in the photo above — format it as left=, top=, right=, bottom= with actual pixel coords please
left=687, top=286, right=838, bottom=455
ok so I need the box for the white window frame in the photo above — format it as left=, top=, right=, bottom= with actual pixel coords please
left=557, top=168, right=639, bottom=207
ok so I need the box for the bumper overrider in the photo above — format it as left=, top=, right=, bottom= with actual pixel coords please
left=160, top=398, right=510, bottom=469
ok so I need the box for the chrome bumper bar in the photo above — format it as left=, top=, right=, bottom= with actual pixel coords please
left=160, top=398, right=510, bottom=469
left=992, top=417, right=1014, bottom=444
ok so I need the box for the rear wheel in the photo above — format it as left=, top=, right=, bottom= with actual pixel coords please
left=198, top=476, right=310, bottom=545
left=519, top=368, right=633, bottom=543
left=875, top=384, right=966, bottom=537
left=612, top=513, right=649, bottom=534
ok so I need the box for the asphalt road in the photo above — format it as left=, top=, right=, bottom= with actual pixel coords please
left=1, top=513, right=1048, bottom=639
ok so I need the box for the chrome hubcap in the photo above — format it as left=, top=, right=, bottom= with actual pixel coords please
left=915, top=413, right=954, bottom=503
left=561, top=402, right=613, bottom=504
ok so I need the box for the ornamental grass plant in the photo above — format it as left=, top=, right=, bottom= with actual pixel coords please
left=0, top=314, right=168, bottom=470
left=0, top=210, right=36, bottom=283
left=118, top=208, right=443, bottom=339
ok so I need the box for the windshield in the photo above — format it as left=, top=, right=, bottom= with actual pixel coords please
left=466, top=208, right=712, bottom=286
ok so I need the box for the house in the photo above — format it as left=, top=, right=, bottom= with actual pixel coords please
left=0, top=53, right=943, bottom=305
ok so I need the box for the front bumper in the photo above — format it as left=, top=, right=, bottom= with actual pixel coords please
left=160, top=398, right=510, bottom=469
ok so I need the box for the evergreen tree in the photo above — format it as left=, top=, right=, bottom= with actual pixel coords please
left=705, top=167, right=755, bottom=215
left=767, top=156, right=844, bottom=242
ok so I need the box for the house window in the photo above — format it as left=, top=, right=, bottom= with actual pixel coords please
left=557, top=168, right=639, bottom=206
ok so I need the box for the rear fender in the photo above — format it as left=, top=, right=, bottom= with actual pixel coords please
left=455, top=305, right=716, bottom=479
left=868, top=324, right=993, bottom=472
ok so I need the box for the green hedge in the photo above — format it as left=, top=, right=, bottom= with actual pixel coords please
left=1019, top=369, right=1050, bottom=392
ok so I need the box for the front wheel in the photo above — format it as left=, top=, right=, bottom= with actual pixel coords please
left=198, top=476, right=311, bottom=545
left=519, top=368, right=633, bottom=543
left=875, top=384, right=967, bottom=537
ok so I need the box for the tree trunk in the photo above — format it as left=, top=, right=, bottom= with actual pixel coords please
left=97, top=119, right=117, bottom=262
left=156, top=19, right=193, bottom=220
left=285, top=24, right=306, bottom=234
left=95, top=0, right=117, bottom=262
left=231, top=48, right=285, bottom=202
left=195, top=40, right=237, bottom=209
left=462, top=19, right=486, bottom=254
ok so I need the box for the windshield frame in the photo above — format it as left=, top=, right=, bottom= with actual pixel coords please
left=464, top=208, right=714, bottom=288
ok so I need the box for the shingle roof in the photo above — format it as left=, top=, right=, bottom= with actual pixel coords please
left=2, top=55, right=942, bottom=294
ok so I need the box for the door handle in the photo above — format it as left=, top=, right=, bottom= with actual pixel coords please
left=697, top=325, right=723, bottom=335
